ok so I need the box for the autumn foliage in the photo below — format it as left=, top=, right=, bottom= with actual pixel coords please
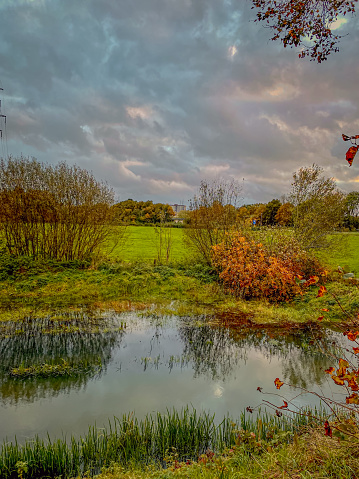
left=212, top=233, right=324, bottom=302
left=251, top=0, right=357, bottom=62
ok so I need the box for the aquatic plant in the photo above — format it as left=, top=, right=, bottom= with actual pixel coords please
left=0, top=407, right=318, bottom=478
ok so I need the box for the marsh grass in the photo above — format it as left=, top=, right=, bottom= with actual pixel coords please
left=0, top=408, right=322, bottom=479
left=89, top=426, right=359, bottom=479
left=9, top=357, right=102, bottom=378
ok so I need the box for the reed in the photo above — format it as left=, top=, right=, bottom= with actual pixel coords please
left=0, top=407, right=322, bottom=479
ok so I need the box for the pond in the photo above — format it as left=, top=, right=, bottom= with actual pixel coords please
left=0, top=311, right=345, bottom=443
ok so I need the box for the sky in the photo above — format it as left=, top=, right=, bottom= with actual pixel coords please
left=0, top=0, right=358, bottom=206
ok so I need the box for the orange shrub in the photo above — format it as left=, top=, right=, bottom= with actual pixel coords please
left=212, top=233, right=322, bottom=302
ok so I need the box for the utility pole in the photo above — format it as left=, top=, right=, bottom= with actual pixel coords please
left=0, top=87, right=6, bottom=140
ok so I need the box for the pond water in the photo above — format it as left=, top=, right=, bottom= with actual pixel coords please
left=0, top=312, right=345, bottom=443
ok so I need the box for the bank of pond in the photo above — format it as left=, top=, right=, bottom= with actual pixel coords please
left=0, top=311, right=354, bottom=478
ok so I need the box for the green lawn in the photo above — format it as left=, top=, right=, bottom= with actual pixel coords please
left=106, top=226, right=188, bottom=263
left=316, top=232, right=359, bottom=275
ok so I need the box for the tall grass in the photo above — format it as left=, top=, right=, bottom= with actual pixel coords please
left=0, top=407, right=322, bottom=478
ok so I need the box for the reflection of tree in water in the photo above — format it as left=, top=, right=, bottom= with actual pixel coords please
left=0, top=313, right=125, bottom=405
left=177, top=319, right=339, bottom=389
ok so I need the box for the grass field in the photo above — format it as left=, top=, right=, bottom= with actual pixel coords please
left=317, top=232, right=359, bottom=274
left=108, top=227, right=359, bottom=274
left=107, top=226, right=188, bottom=263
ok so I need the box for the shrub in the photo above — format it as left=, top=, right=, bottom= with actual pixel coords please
left=0, top=156, right=117, bottom=261
left=212, top=233, right=324, bottom=302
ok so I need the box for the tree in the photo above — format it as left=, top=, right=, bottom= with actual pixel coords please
left=112, top=199, right=175, bottom=225
left=343, top=191, right=359, bottom=229
left=262, top=199, right=282, bottom=225
left=275, top=202, right=294, bottom=226
left=289, top=164, right=345, bottom=249
left=0, top=156, right=117, bottom=261
left=185, top=178, right=242, bottom=264
left=251, top=0, right=357, bottom=62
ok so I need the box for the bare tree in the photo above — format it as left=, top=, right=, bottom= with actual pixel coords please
left=0, top=156, right=118, bottom=261
left=185, top=178, right=242, bottom=264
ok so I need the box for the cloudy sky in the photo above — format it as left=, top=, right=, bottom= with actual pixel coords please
left=0, top=0, right=358, bottom=205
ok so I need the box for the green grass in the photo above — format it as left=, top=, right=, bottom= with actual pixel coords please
left=0, top=228, right=358, bottom=326
left=0, top=407, right=324, bottom=479
left=9, top=358, right=102, bottom=378
left=316, top=232, right=359, bottom=275
left=107, top=226, right=188, bottom=263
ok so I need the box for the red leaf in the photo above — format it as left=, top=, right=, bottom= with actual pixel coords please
left=257, top=386, right=263, bottom=392
left=246, top=406, right=253, bottom=413
left=325, top=367, right=335, bottom=374
left=278, top=400, right=288, bottom=409
left=346, top=145, right=359, bottom=167
left=274, top=378, right=284, bottom=389
left=317, top=316, right=324, bottom=321
left=324, top=420, right=332, bottom=438
left=353, top=347, right=359, bottom=355
left=275, top=410, right=282, bottom=417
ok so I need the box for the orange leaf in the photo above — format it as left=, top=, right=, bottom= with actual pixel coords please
left=325, top=367, right=335, bottom=374
left=278, top=400, right=288, bottom=409
left=321, top=308, right=329, bottom=312
left=346, top=331, right=359, bottom=341
left=346, top=393, right=359, bottom=404
left=317, top=286, right=327, bottom=298
left=347, top=378, right=359, bottom=392
left=303, top=276, right=319, bottom=286
left=332, top=375, right=345, bottom=386
left=274, top=378, right=284, bottom=389
left=353, top=347, right=359, bottom=355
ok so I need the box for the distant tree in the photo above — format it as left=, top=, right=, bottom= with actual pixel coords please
left=0, top=156, right=116, bottom=261
left=113, top=200, right=175, bottom=224
left=289, top=164, right=346, bottom=249
left=251, top=0, right=357, bottom=62
left=237, top=206, right=249, bottom=225
left=275, top=202, right=294, bottom=226
left=343, top=191, right=359, bottom=229
left=185, top=178, right=242, bottom=264
left=252, top=204, right=266, bottom=225
left=262, top=199, right=282, bottom=225
left=345, top=191, right=359, bottom=216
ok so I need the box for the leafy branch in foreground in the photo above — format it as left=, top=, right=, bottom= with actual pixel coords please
left=250, top=276, right=359, bottom=443
left=251, top=0, right=357, bottom=62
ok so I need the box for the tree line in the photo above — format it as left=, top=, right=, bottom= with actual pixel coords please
left=1, top=157, right=358, bottom=268
left=112, top=199, right=175, bottom=225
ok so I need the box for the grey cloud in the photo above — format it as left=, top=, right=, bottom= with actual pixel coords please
left=0, top=0, right=358, bottom=204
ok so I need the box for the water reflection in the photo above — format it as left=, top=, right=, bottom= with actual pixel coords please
left=177, top=320, right=337, bottom=388
left=0, top=313, right=124, bottom=404
left=0, top=312, right=344, bottom=442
